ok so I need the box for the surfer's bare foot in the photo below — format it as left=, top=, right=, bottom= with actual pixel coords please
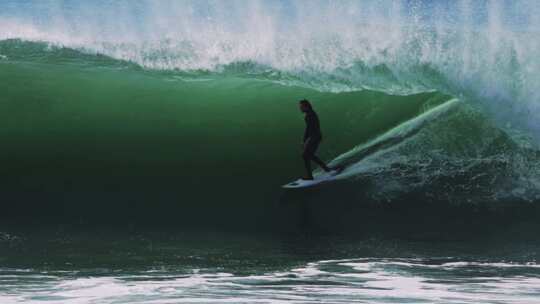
left=301, top=176, right=314, bottom=180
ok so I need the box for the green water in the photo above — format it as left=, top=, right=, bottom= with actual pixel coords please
left=1, top=54, right=463, bottom=230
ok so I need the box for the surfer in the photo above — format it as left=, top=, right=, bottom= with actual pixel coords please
left=299, top=99, right=333, bottom=180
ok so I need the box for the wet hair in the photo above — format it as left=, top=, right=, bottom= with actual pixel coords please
left=299, top=99, right=313, bottom=110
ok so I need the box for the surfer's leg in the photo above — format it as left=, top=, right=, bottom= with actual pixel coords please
left=303, top=157, right=313, bottom=179
left=302, top=149, right=314, bottom=179
left=312, top=155, right=331, bottom=172
left=305, top=138, right=330, bottom=172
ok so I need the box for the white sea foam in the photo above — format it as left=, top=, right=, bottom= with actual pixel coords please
left=2, top=258, right=540, bottom=303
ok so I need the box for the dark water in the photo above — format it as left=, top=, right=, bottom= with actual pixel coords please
left=2, top=1, right=540, bottom=302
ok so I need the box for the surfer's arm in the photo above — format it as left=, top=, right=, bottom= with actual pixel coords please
left=303, top=137, right=312, bottom=149
left=303, top=113, right=315, bottom=142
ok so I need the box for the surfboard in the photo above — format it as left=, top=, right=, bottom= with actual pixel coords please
left=282, top=168, right=343, bottom=189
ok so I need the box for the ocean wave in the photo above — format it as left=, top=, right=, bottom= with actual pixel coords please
left=1, top=1, right=540, bottom=231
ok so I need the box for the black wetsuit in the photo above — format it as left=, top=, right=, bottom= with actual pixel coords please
left=302, top=110, right=329, bottom=176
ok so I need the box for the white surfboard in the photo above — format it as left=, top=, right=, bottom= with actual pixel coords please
left=282, top=168, right=343, bottom=189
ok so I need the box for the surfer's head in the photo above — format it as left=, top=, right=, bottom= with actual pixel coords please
left=299, top=99, right=313, bottom=113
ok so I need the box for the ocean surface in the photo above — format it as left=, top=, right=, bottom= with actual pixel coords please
left=1, top=0, right=540, bottom=303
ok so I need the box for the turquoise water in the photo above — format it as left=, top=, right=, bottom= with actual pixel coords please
left=2, top=0, right=540, bottom=303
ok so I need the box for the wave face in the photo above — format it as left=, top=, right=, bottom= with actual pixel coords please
left=2, top=1, right=539, bottom=116
left=1, top=1, right=540, bottom=234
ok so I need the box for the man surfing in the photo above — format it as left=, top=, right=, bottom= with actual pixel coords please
left=299, top=99, right=336, bottom=180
